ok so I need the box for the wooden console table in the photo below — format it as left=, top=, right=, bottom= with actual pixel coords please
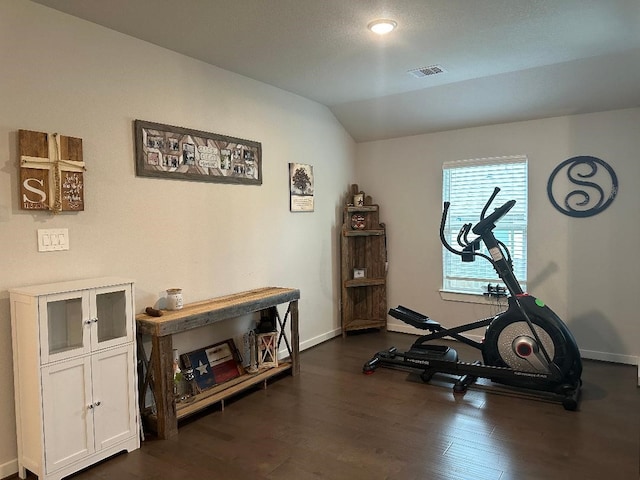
left=136, top=287, right=300, bottom=439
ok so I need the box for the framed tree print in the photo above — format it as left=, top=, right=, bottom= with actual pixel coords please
left=289, top=163, right=314, bottom=212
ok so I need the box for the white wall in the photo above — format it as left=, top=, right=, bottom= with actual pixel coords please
left=0, top=1, right=355, bottom=475
left=356, top=108, right=640, bottom=365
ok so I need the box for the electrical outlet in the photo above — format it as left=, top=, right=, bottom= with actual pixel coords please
left=38, top=229, right=69, bottom=252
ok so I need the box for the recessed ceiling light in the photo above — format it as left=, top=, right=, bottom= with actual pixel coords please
left=368, top=19, right=397, bottom=35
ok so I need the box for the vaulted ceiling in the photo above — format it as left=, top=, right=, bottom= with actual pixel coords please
left=32, top=0, right=640, bottom=142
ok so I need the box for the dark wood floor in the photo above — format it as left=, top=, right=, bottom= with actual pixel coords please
left=16, top=331, right=640, bottom=480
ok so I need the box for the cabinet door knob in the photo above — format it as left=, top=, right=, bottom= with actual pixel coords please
left=94, top=401, right=101, bottom=407
left=87, top=404, right=94, bottom=410
left=84, top=320, right=92, bottom=326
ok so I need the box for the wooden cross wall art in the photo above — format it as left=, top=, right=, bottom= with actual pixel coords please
left=19, top=129, right=85, bottom=213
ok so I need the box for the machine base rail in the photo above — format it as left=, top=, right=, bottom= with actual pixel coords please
left=364, top=346, right=581, bottom=411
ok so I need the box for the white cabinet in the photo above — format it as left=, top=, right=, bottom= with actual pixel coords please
left=10, top=277, right=140, bottom=480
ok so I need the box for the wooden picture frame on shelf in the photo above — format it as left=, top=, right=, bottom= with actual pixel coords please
left=180, top=339, right=243, bottom=393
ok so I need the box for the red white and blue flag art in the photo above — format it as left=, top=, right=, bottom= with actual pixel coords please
left=181, top=340, right=242, bottom=392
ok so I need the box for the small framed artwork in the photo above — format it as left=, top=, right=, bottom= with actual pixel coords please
left=180, top=339, right=243, bottom=392
left=353, top=268, right=366, bottom=279
left=353, top=193, right=364, bottom=206
left=289, top=163, right=314, bottom=212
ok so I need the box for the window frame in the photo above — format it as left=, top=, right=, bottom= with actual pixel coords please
left=441, top=155, right=528, bottom=297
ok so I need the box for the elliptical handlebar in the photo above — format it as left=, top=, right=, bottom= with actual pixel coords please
left=440, top=187, right=516, bottom=258
left=440, top=202, right=461, bottom=256
left=456, top=223, right=472, bottom=248
left=440, top=203, right=485, bottom=257
left=472, top=199, right=516, bottom=235
left=480, top=187, right=501, bottom=220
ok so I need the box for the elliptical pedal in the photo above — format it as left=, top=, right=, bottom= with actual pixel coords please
left=389, top=306, right=441, bottom=331
left=408, top=343, right=456, bottom=360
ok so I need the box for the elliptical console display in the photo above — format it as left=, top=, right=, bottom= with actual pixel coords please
left=363, top=188, right=583, bottom=410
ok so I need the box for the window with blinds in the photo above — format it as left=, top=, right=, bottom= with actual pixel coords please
left=442, top=155, right=528, bottom=295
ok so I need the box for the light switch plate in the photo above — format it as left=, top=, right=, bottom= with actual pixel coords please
left=38, top=228, right=69, bottom=252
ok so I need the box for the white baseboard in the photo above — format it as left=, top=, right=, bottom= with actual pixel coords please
left=279, top=328, right=341, bottom=358
left=577, top=350, right=640, bottom=387
left=299, top=328, right=342, bottom=351
left=578, top=349, right=638, bottom=365
left=0, top=458, right=18, bottom=479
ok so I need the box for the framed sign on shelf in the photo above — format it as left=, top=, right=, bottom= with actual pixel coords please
left=134, top=120, right=262, bottom=185
left=180, top=339, right=243, bottom=393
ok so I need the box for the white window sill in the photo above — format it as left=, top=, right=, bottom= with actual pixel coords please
left=439, top=290, right=509, bottom=305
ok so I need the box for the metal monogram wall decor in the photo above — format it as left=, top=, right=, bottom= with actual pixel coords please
left=546, top=156, right=618, bottom=217
left=19, top=129, right=85, bottom=213
left=135, top=120, right=262, bottom=185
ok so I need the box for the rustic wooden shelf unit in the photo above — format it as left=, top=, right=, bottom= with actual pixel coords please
left=136, top=286, right=300, bottom=439
left=340, top=185, right=387, bottom=336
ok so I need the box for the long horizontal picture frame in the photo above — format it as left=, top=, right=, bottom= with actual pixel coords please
left=134, top=120, right=262, bottom=185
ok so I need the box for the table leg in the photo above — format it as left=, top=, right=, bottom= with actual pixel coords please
left=151, top=335, right=178, bottom=439
left=290, top=300, right=300, bottom=376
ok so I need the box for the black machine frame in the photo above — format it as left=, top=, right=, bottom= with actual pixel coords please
left=363, top=188, right=583, bottom=410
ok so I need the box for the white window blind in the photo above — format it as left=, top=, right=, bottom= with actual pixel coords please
left=442, top=155, right=528, bottom=295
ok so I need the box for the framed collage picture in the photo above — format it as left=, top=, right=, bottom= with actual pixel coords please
left=135, top=120, right=262, bottom=185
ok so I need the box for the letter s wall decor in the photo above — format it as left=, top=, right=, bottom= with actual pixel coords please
left=546, top=155, right=618, bottom=218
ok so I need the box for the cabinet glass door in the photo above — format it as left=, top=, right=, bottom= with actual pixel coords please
left=93, top=285, right=133, bottom=350
left=41, top=292, right=91, bottom=364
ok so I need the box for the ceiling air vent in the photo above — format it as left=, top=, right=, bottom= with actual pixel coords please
left=407, top=65, right=447, bottom=78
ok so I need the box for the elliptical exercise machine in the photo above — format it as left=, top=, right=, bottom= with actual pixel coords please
left=363, top=188, right=583, bottom=410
